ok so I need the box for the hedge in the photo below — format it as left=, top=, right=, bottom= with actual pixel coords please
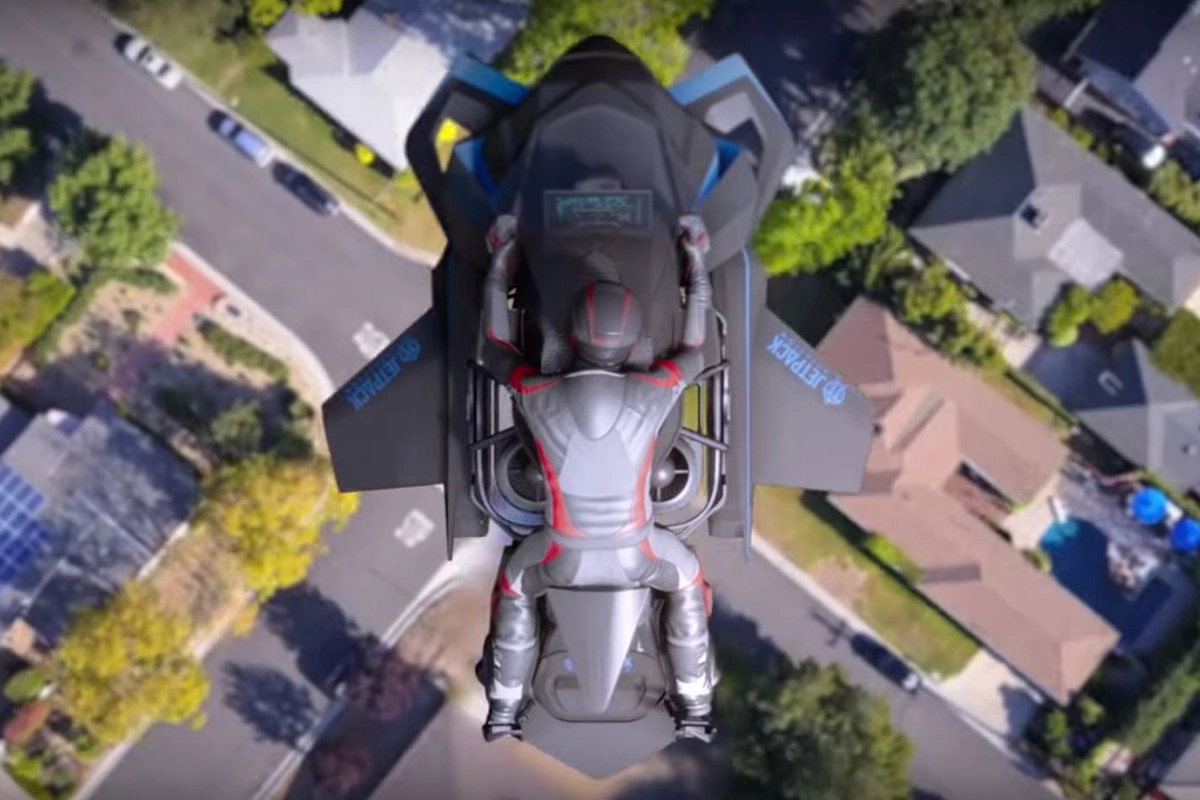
left=863, top=534, right=923, bottom=583
left=198, top=319, right=288, bottom=381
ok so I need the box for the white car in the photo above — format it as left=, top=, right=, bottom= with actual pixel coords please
left=120, top=35, right=183, bottom=90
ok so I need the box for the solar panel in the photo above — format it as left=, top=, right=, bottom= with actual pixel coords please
left=0, top=468, right=51, bottom=590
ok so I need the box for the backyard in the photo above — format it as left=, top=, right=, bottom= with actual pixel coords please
left=753, top=485, right=979, bottom=678
left=100, top=0, right=446, bottom=254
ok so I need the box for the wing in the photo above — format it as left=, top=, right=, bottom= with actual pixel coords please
left=321, top=308, right=446, bottom=492
left=751, top=311, right=873, bottom=493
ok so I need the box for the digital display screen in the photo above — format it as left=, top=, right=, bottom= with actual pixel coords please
left=543, top=190, right=653, bottom=233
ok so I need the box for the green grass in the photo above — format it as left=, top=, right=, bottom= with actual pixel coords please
left=754, top=486, right=979, bottom=677
left=105, top=0, right=446, bottom=254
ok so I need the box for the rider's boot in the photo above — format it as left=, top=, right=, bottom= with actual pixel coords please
left=670, top=696, right=716, bottom=743
left=483, top=698, right=524, bottom=742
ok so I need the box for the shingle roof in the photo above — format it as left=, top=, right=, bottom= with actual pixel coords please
left=267, top=0, right=528, bottom=168
left=1029, top=339, right=1200, bottom=495
left=818, top=299, right=1116, bottom=702
left=911, top=109, right=1200, bottom=328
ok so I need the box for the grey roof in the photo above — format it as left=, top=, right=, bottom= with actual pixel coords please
left=0, top=400, right=198, bottom=644
left=1028, top=339, right=1200, bottom=495
left=267, top=0, right=528, bottom=168
left=1075, top=0, right=1200, bottom=137
left=911, top=109, right=1200, bottom=328
left=1162, top=729, right=1200, bottom=800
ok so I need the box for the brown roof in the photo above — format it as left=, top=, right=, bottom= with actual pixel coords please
left=817, top=299, right=1068, bottom=503
left=819, top=299, right=1116, bottom=702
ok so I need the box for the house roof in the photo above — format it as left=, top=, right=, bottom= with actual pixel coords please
left=1074, top=0, right=1200, bottom=138
left=0, top=400, right=198, bottom=644
left=266, top=0, right=528, bottom=168
left=1029, top=339, right=1200, bottom=496
left=816, top=298, right=1069, bottom=503
left=818, top=299, right=1116, bottom=702
left=910, top=108, right=1200, bottom=328
left=1162, top=728, right=1200, bottom=800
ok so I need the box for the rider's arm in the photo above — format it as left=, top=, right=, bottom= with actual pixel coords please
left=480, top=215, right=526, bottom=385
left=650, top=215, right=712, bottom=386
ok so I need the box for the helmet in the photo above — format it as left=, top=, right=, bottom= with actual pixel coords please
left=569, top=281, right=642, bottom=369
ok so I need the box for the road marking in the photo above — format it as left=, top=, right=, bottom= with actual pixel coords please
left=394, top=509, right=434, bottom=548
left=352, top=321, right=390, bottom=360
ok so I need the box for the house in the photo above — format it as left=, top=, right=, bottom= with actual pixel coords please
left=0, top=396, right=198, bottom=654
left=1028, top=339, right=1200, bottom=500
left=267, top=0, right=528, bottom=169
left=910, top=108, right=1200, bottom=330
left=1069, top=0, right=1199, bottom=142
left=817, top=298, right=1120, bottom=703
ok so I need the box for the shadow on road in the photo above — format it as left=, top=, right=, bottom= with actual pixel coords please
left=223, top=662, right=317, bottom=746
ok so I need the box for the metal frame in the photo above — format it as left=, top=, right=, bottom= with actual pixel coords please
left=467, top=310, right=732, bottom=541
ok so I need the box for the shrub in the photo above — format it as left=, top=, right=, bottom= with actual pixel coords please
left=1077, top=694, right=1105, bottom=728
left=3, top=701, right=51, bottom=747
left=1044, top=284, right=1092, bottom=347
left=1043, top=708, right=1072, bottom=761
left=1152, top=308, right=1200, bottom=399
left=115, top=267, right=177, bottom=295
left=1089, top=278, right=1138, bottom=334
left=208, top=401, right=264, bottom=463
left=862, top=534, right=923, bottom=583
left=198, top=320, right=288, bottom=381
left=3, top=669, right=47, bottom=704
left=0, top=268, right=75, bottom=366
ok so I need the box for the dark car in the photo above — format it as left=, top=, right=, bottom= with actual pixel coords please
left=851, top=633, right=921, bottom=693
left=274, top=162, right=340, bottom=217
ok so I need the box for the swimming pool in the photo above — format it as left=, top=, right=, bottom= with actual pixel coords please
left=1040, top=519, right=1171, bottom=643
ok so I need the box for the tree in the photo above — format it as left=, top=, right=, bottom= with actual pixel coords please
left=0, top=269, right=75, bottom=365
left=1043, top=708, right=1073, bottom=761
left=1152, top=308, right=1200, bottom=398
left=498, top=0, right=715, bottom=85
left=209, top=401, right=264, bottom=462
left=863, top=0, right=1035, bottom=174
left=48, top=135, right=178, bottom=270
left=898, top=262, right=965, bottom=326
left=3, top=668, right=48, bottom=704
left=53, top=582, right=209, bottom=744
left=247, top=0, right=288, bottom=30
left=311, top=738, right=371, bottom=797
left=1149, top=158, right=1200, bottom=229
left=1077, top=695, right=1105, bottom=728
left=296, top=0, right=343, bottom=15
left=754, top=133, right=897, bottom=275
left=198, top=455, right=359, bottom=597
left=1089, top=278, right=1139, bottom=334
left=1006, top=0, right=1102, bottom=31
left=346, top=644, right=424, bottom=721
left=1044, top=284, right=1091, bottom=346
left=843, top=224, right=914, bottom=297
left=0, top=65, right=35, bottom=187
left=728, top=660, right=913, bottom=800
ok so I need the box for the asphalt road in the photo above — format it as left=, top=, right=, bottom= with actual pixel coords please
left=693, top=536, right=1056, bottom=800
left=0, top=2, right=449, bottom=799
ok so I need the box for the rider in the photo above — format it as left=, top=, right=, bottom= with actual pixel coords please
left=478, top=212, right=716, bottom=743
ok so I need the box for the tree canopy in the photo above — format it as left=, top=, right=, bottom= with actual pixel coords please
left=209, top=401, right=264, bottom=463
left=0, top=269, right=74, bottom=366
left=48, top=135, right=178, bottom=270
left=1089, top=278, right=1139, bottom=334
left=497, top=0, right=714, bottom=85
left=728, top=659, right=913, bottom=800
left=1044, top=284, right=1092, bottom=347
left=198, top=455, right=359, bottom=597
left=1152, top=309, right=1200, bottom=400
left=863, top=0, right=1035, bottom=175
left=0, top=64, right=35, bottom=187
left=755, top=132, right=897, bottom=276
left=53, top=582, right=209, bottom=744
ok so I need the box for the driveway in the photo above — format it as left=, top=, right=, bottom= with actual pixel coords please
left=0, top=3, right=450, bottom=798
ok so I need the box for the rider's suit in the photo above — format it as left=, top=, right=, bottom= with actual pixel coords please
left=479, top=214, right=715, bottom=732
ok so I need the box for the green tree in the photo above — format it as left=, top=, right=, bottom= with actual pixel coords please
left=898, top=262, right=965, bottom=325
left=844, top=224, right=914, bottom=296
left=1089, top=278, right=1139, bottom=334
left=0, top=269, right=74, bottom=365
left=498, top=0, right=715, bottom=85
left=3, top=669, right=48, bottom=704
left=53, top=582, right=209, bottom=745
left=1150, top=158, right=1200, bottom=229
left=863, top=0, right=1035, bottom=175
left=1044, top=284, right=1091, bottom=346
left=729, top=660, right=913, bottom=800
left=48, top=136, right=178, bottom=270
left=0, top=65, right=35, bottom=187
left=1043, top=708, right=1073, bottom=761
left=296, top=0, right=343, bottom=14
left=198, top=455, right=359, bottom=597
left=1152, top=308, right=1200, bottom=399
left=209, top=401, right=264, bottom=463
left=1006, top=0, right=1102, bottom=31
left=754, top=134, right=897, bottom=275
left=1077, top=694, right=1105, bottom=728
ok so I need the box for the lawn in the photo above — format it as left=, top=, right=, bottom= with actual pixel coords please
left=753, top=485, right=979, bottom=678
left=103, top=0, right=446, bottom=254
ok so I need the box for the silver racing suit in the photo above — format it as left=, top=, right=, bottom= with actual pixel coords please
left=480, top=214, right=715, bottom=731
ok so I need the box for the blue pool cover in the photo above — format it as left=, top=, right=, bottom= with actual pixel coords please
left=1172, top=517, right=1200, bottom=554
left=1130, top=487, right=1168, bottom=525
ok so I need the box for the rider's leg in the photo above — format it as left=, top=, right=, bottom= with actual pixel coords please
left=624, top=527, right=715, bottom=738
left=484, top=531, right=555, bottom=740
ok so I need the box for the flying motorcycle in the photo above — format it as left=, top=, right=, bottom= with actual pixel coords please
left=322, top=36, right=875, bottom=778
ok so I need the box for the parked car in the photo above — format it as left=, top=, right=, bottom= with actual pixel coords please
left=851, top=633, right=921, bottom=693
left=118, top=34, right=183, bottom=90
left=273, top=162, right=340, bottom=217
left=211, top=112, right=273, bottom=168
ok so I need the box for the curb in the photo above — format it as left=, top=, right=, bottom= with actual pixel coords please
left=93, top=5, right=439, bottom=270
left=171, top=241, right=335, bottom=400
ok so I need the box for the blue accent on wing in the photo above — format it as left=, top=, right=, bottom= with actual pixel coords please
left=669, top=54, right=784, bottom=121
left=449, top=57, right=529, bottom=107
left=697, top=138, right=743, bottom=204
left=454, top=138, right=498, bottom=201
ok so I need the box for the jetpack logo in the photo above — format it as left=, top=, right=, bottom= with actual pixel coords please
left=345, top=335, right=422, bottom=411
left=766, top=331, right=847, bottom=406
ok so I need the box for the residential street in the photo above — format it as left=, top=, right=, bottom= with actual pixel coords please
left=0, top=2, right=1058, bottom=799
